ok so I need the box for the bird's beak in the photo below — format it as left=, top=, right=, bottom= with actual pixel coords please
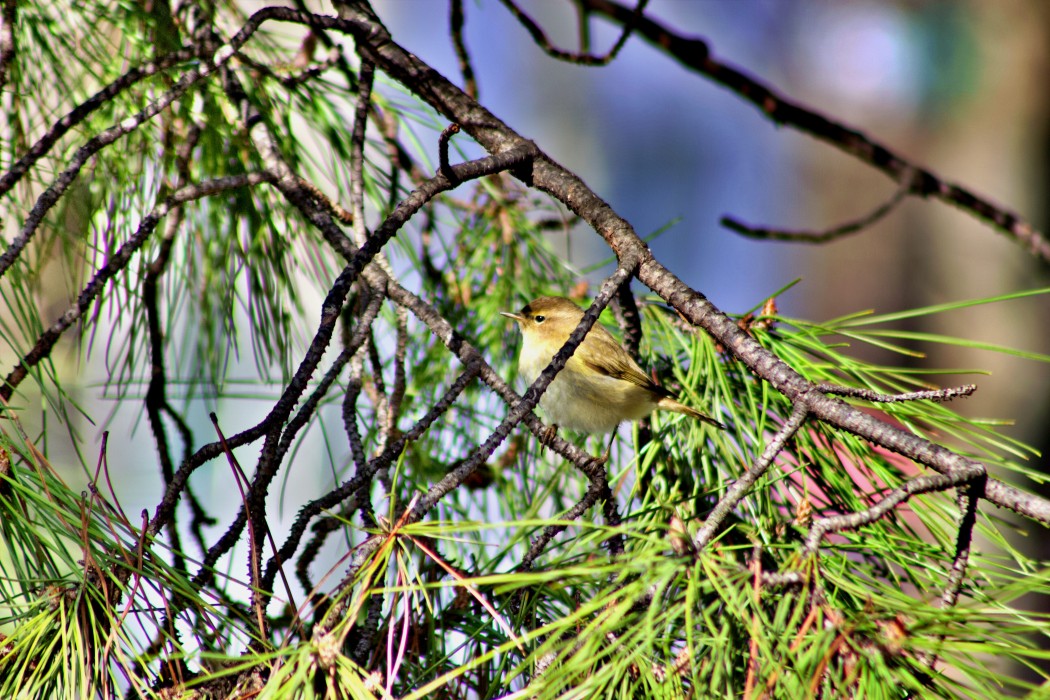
left=500, top=311, right=525, bottom=323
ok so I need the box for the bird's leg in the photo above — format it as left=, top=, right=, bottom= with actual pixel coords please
left=539, top=423, right=559, bottom=451
left=593, top=427, right=618, bottom=467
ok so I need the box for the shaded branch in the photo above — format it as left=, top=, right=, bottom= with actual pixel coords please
left=917, top=482, right=982, bottom=670
left=520, top=472, right=610, bottom=572
left=449, top=0, right=477, bottom=99
left=803, top=465, right=986, bottom=553
left=941, top=484, right=980, bottom=610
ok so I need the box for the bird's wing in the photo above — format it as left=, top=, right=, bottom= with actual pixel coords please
left=578, top=326, right=673, bottom=398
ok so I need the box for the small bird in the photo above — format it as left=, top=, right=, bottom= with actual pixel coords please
left=501, top=296, right=724, bottom=436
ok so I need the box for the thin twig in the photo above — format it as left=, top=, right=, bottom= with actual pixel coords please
left=210, top=414, right=269, bottom=644
left=693, top=405, right=808, bottom=551
left=438, top=123, right=461, bottom=182
left=388, top=308, right=410, bottom=435
left=723, top=170, right=915, bottom=243
left=520, top=475, right=608, bottom=572
left=449, top=0, right=477, bottom=99
left=500, top=0, right=648, bottom=66
left=143, top=120, right=202, bottom=569
left=349, top=58, right=375, bottom=248
left=233, top=44, right=341, bottom=89
left=293, top=173, right=354, bottom=224
left=273, top=292, right=385, bottom=469
left=295, top=508, right=354, bottom=597
left=612, top=285, right=643, bottom=360
left=291, top=0, right=359, bottom=93
left=940, top=484, right=980, bottom=610
left=149, top=254, right=362, bottom=540
left=818, top=383, right=976, bottom=404
left=341, top=291, right=375, bottom=474
left=917, top=482, right=982, bottom=669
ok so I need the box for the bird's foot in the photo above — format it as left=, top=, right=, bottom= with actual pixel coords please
left=539, top=424, right=559, bottom=451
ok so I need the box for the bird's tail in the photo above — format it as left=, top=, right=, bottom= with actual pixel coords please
left=657, top=397, right=726, bottom=430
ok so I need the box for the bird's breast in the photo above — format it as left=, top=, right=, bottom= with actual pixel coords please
left=518, top=342, right=655, bottom=433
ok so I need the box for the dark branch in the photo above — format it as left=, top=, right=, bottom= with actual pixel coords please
left=803, top=464, right=986, bottom=553
left=577, top=0, right=1050, bottom=263
left=500, top=0, right=648, bottom=66
left=722, top=171, right=914, bottom=243
left=449, top=0, right=477, bottom=99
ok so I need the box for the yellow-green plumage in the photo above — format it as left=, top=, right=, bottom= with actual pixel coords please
left=501, top=296, right=723, bottom=434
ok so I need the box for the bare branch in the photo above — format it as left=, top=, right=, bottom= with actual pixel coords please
left=349, top=58, right=375, bottom=248
left=723, top=170, right=914, bottom=243
left=500, top=0, right=649, bottom=66
left=438, top=123, right=461, bottom=182
left=577, top=0, right=1050, bottom=263
left=803, top=465, right=986, bottom=553
left=449, top=0, right=477, bottom=99
left=520, top=475, right=608, bottom=572
left=818, top=383, right=977, bottom=404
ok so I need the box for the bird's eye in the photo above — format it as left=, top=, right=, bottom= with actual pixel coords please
left=534, top=315, right=546, bottom=323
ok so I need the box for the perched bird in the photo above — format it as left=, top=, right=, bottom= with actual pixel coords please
left=501, top=296, right=724, bottom=435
